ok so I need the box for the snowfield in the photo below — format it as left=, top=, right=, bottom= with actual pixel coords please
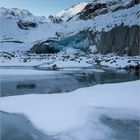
left=0, top=80, right=140, bottom=138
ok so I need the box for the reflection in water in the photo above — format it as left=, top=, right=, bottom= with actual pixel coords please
left=0, top=67, right=139, bottom=97
left=17, top=83, right=36, bottom=89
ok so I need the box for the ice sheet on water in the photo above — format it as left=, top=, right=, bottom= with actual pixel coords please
left=54, top=108, right=139, bottom=140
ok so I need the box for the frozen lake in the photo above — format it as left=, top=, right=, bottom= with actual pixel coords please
left=0, top=67, right=139, bottom=140
left=0, top=66, right=139, bottom=97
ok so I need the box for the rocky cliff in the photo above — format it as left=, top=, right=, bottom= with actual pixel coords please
left=94, top=25, right=140, bottom=56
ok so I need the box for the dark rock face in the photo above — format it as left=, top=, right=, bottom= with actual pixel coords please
left=78, top=0, right=138, bottom=20
left=48, top=15, right=63, bottom=24
left=95, top=25, right=140, bottom=56
left=17, top=20, right=38, bottom=30
left=134, top=0, right=140, bottom=4
left=79, top=3, right=107, bottom=20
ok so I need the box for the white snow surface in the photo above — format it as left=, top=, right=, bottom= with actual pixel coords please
left=0, top=80, right=140, bottom=136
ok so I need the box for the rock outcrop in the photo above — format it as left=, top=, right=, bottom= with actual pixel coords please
left=17, top=20, right=38, bottom=30
left=77, top=0, right=138, bottom=20
left=79, top=3, right=107, bottom=20
left=48, top=15, right=63, bottom=24
left=134, top=0, right=140, bottom=4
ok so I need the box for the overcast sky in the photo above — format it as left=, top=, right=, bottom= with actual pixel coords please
left=0, top=0, right=91, bottom=16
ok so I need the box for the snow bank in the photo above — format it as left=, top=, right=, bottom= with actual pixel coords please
left=39, top=59, right=92, bottom=68
left=0, top=80, right=140, bottom=135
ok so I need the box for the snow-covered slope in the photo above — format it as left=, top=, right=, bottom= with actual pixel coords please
left=56, top=2, right=87, bottom=21
left=59, top=4, right=139, bottom=36
left=0, top=19, right=62, bottom=51
left=0, top=7, right=63, bottom=51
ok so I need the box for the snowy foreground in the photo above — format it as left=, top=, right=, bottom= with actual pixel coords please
left=0, top=80, right=140, bottom=139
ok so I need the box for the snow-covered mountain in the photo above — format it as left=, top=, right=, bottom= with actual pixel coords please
left=66, top=0, right=138, bottom=21
left=0, top=0, right=140, bottom=68
left=56, top=2, right=87, bottom=21
left=30, top=0, right=139, bottom=56
left=0, top=7, right=33, bottom=20
left=0, top=7, right=49, bottom=22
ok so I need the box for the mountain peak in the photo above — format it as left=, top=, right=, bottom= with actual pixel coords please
left=56, top=2, right=88, bottom=21
left=0, top=7, right=33, bottom=19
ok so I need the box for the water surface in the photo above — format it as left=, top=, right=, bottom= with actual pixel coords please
left=0, top=66, right=139, bottom=97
